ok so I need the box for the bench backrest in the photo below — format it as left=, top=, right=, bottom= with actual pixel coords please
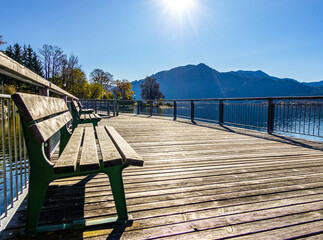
left=71, top=99, right=81, bottom=115
left=12, top=92, right=73, bottom=144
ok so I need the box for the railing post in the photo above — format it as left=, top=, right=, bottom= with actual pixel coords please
left=191, top=100, right=195, bottom=123
left=219, top=100, right=224, bottom=126
left=95, top=100, right=97, bottom=113
left=137, top=101, right=140, bottom=115
left=123, top=102, right=125, bottom=113
left=150, top=101, right=153, bottom=116
left=116, top=101, right=119, bottom=116
left=61, top=95, right=67, bottom=103
left=173, top=101, right=177, bottom=121
left=267, top=98, right=275, bottom=134
left=107, top=101, right=110, bottom=116
left=113, top=101, right=116, bottom=117
left=39, top=87, right=49, bottom=96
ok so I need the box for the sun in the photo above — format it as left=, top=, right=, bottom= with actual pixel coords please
left=161, top=0, right=196, bottom=15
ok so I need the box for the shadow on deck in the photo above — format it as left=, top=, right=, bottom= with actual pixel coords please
left=2, top=115, right=323, bottom=239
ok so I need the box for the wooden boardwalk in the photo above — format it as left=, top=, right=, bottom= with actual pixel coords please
left=2, top=115, right=323, bottom=239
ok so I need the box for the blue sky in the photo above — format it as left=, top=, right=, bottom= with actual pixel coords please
left=1, top=0, right=323, bottom=82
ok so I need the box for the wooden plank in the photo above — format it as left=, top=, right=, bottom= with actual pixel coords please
left=95, top=126, right=122, bottom=167
left=105, top=126, right=144, bottom=166
left=29, top=111, right=72, bottom=144
left=79, top=127, right=100, bottom=171
left=71, top=99, right=80, bottom=111
left=93, top=113, right=101, bottom=119
left=54, top=127, right=84, bottom=174
left=11, top=92, right=69, bottom=122
left=0, top=52, right=76, bottom=98
left=3, top=115, right=323, bottom=240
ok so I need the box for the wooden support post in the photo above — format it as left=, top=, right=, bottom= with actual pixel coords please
left=113, top=101, right=116, bottom=117
left=61, top=95, right=67, bottom=104
left=95, top=101, right=97, bottom=114
left=123, top=102, right=125, bottom=113
left=39, top=87, right=49, bottom=96
left=267, top=98, right=275, bottom=134
left=219, top=100, right=224, bottom=126
left=191, top=100, right=195, bottom=123
left=173, top=101, right=177, bottom=121
left=107, top=101, right=110, bottom=116
left=150, top=101, right=153, bottom=116
left=116, top=101, right=119, bottom=116
left=137, top=101, right=140, bottom=115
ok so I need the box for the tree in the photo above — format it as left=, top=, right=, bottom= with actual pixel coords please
left=88, top=83, right=105, bottom=99
left=5, top=43, right=43, bottom=76
left=113, top=79, right=134, bottom=100
left=140, top=77, right=164, bottom=100
left=39, top=44, right=64, bottom=80
left=0, top=35, right=6, bottom=45
left=65, top=68, right=90, bottom=98
left=90, top=69, right=113, bottom=91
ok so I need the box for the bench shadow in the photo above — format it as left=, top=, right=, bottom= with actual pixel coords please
left=36, top=173, right=128, bottom=239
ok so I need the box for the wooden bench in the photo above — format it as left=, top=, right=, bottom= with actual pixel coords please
left=12, top=92, right=144, bottom=235
left=77, top=100, right=94, bottom=114
left=71, top=99, right=102, bottom=129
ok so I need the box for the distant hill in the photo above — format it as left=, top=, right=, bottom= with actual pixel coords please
left=302, top=80, right=323, bottom=87
left=131, top=63, right=323, bottom=100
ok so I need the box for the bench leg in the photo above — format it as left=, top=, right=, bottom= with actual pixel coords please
left=24, top=175, right=50, bottom=235
left=106, top=165, right=130, bottom=224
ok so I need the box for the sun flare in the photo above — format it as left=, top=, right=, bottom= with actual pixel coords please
left=161, top=0, right=196, bottom=15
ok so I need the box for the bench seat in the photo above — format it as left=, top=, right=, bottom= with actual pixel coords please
left=11, top=92, right=143, bottom=235
left=71, top=99, right=101, bottom=129
left=54, top=126, right=142, bottom=174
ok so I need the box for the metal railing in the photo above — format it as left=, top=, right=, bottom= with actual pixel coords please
left=81, top=96, right=323, bottom=139
left=0, top=94, right=29, bottom=231
left=0, top=53, right=77, bottom=233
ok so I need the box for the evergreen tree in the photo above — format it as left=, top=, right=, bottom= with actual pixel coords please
left=12, top=43, right=23, bottom=63
left=5, top=43, right=43, bottom=76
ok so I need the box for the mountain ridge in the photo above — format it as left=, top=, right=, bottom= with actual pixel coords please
left=131, top=64, right=323, bottom=100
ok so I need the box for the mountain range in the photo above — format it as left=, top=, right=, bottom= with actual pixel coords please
left=131, top=63, right=323, bottom=99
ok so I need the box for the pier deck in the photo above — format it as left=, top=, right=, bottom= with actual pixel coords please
left=2, top=115, right=323, bottom=239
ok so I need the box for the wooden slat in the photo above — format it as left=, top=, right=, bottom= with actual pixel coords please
left=71, top=99, right=80, bottom=111
left=4, top=115, right=323, bottom=240
left=54, top=127, right=84, bottom=174
left=79, top=127, right=100, bottom=171
left=29, top=111, right=72, bottom=144
left=96, top=126, right=122, bottom=167
left=11, top=92, right=69, bottom=122
left=93, top=113, right=101, bottom=119
left=105, top=126, right=144, bottom=166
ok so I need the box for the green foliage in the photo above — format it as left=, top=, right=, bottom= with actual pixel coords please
left=88, top=83, right=105, bottom=99
left=5, top=43, right=43, bottom=76
left=65, top=68, right=89, bottom=98
left=3, top=41, right=120, bottom=100
left=103, top=92, right=115, bottom=99
left=113, top=79, right=134, bottom=100
left=0, top=84, right=17, bottom=95
left=90, top=69, right=113, bottom=91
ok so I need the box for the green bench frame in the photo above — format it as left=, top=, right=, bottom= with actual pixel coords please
left=71, top=99, right=101, bottom=130
left=12, top=93, right=144, bottom=235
